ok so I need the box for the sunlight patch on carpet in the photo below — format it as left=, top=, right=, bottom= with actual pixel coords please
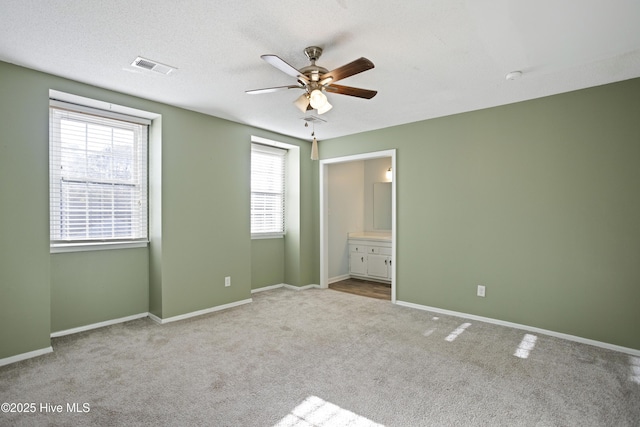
left=514, top=334, right=538, bottom=359
left=630, top=356, right=640, bottom=384
left=424, top=317, right=439, bottom=336
left=445, top=322, right=471, bottom=342
left=275, top=395, right=384, bottom=427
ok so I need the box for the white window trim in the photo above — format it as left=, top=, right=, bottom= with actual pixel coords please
left=251, top=233, right=285, bottom=240
left=251, top=136, right=300, bottom=241
left=251, top=142, right=287, bottom=239
left=51, top=241, right=148, bottom=253
left=48, top=92, right=156, bottom=253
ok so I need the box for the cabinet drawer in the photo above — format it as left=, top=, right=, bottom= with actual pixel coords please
left=349, top=245, right=368, bottom=253
left=364, top=246, right=391, bottom=255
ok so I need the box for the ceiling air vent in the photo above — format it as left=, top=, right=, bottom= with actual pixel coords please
left=131, top=56, right=176, bottom=75
left=300, top=115, right=326, bottom=124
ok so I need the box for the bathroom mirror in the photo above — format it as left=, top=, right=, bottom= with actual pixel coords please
left=373, top=182, right=392, bottom=230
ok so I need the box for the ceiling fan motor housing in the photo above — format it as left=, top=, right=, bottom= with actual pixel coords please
left=301, top=47, right=329, bottom=83
left=304, top=46, right=323, bottom=62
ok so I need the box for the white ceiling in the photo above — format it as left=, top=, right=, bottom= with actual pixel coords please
left=1, top=0, right=639, bottom=141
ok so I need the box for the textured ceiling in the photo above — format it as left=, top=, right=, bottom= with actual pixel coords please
left=1, top=0, right=639, bottom=141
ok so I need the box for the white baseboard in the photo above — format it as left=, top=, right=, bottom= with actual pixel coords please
left=252, top=283, right=321, bottom=293
left=149, top=298, right=253, bottom=324
left=283, top=283, right=320, bottom=291
left=0, top=346, right=53, bottom=367
left=147, top=312, right=162, bottom=324
left=328, top=274, right=350, bottom=284
left=51, top=312, right=149, bottom=338
left=396, top=300, right=640, bottom=357
left=251, top=283, right=285, bottom=293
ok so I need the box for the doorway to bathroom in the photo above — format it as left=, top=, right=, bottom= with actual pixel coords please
left=319, top=149, right=396, bottom=303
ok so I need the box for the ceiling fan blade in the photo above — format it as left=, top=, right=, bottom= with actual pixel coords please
left=261, top=54, right=309, bottom=83
left=246, top=85, right=301, bottom=95
left=320, top=57, right=374, bottom=83
left=325, top=84, right=377, bottom=99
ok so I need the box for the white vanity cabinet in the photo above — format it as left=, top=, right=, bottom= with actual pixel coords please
left=367, top=253, right=391, bottom=280
left=349, top=251, right=367, bottom=276
left=348, top=233, right=392, bottom=283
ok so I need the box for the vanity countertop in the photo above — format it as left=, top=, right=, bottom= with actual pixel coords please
left=348, top=232, right=392, bottom=243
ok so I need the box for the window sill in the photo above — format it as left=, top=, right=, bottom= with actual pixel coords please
left=50, top=241, right=149, bottom=254
left=251, top=233, right=284, bottom=240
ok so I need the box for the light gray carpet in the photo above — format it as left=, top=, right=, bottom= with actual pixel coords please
left=1, top=288, right=638, bottom=426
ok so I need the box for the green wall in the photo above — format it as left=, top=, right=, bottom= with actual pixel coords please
left=0, top=60, right=316, bottom=361
left=51, top=249, right=149, bottom=332
left=320, top=78, right=640, bottom=350
left=0, top=63, right=51, bottom=358
left=251, top=239, right=285, bottom=289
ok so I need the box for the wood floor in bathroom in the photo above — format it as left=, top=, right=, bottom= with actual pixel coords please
left=329, top=278, right=391, bottom=300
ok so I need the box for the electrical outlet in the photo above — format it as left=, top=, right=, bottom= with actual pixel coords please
left=225, top=276, right=231, bottom=287
left=477, top=285, right=486, bottom=297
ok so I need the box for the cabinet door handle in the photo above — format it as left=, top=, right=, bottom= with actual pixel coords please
left=361, top=257, right=364, bottom=262
left=385, top=259, right=387, bottom=265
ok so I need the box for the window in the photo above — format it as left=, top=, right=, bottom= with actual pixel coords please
left=49, top=100, right=149, bottom=248
left=251, top=143, right=286, bottom=237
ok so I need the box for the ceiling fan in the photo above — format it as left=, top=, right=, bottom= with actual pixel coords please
left=246, top=46, right=377, bottom=115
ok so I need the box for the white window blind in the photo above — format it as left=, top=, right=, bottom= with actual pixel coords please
left=251, top=143, right=286, bottom=237
left=49, top=100, right=149, bottom=246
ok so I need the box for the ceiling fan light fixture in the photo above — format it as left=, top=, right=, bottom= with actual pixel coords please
left=317, top=101, right=333, bottom=115
left=309, top=89, right=328, bottom=109
left=293, top=93, right=310, bottom=112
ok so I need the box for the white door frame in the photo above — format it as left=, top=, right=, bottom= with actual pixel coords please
left=319, top=149, right=397, bottom=303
